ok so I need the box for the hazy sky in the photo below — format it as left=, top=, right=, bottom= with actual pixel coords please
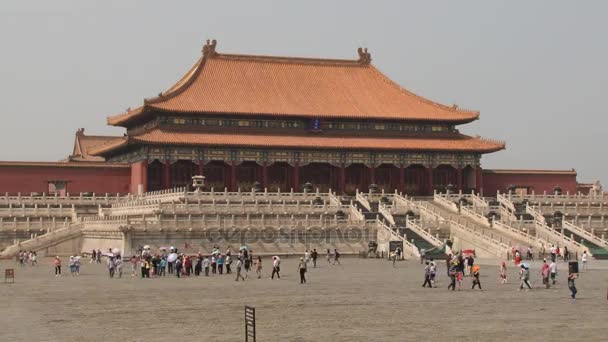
left=1, top=1, right=606, bottom=185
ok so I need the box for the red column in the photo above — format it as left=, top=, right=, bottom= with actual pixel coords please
left=161, top=161, right=170, bottom=190
left=293, top=161, right=299, bottom=191
left=427, top=166, right=434, bottom=195
left=230, top=161, right=237, bottom=192
left=141, top=161, right=148, bottom=193
left=456, top=166, right=463, bottom=191
left=339, top=163, right=346, bottom=194
left=370, top=164, right=376, bottom=184
left=399, top=164, right=405, bottom=193
left=475, top=166, right=483, bottom=195
left=262, top=161, right=268, bottom=189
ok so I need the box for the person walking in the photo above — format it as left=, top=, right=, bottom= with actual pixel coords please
left=255, top=256, right=262, bottom=279
left=159, top=257, right=166, bottom=277
left=203, top=256, right=210, bottom=276
left=333, top=249, right=341, bottom=265
left=429, top=259, right=437, bottom=288
left=90, top=249, right=96, bottom=264
left=31, top=251, right=38, bottom=266
left=582, top=251, right=588, bottom=271
left=471, top=265, right=482, bottom=290
left=130, top=255, right=138, bottom=277
left=549, top=259, right=558, bottom=285
left=235, top=258, right=245, bottom=281
left=211, top=254, right=217, bottom=274
left=217, top=255, right=224, bottom=275
left=420, top=248, right=426, bottom=264
left=53, top=256, right=62, bottom=277
left=519, top=264, right=532, bottom=290
left=500, top=260, right=508, bottom=284
left=312, top=249, right=318, bottom=268
left=447, top=260, right=457, bottom=291
left=298, top=257, right=307, bottom=284
left=271, top=256, right=281, bottom=279
left=175, top=257, right=183, bottom=278
left=96, top=249, right=102, bottom=263
left=541, top=259, right=550, bottom=289
left=115, top=256, right=123, bottom=278
left=225, top=255, right=232, bottom=274
left=422, top=261, right=432, bottom=288
left=107, top=256, right=115, bottom=278
left=567, top=272, right=578, bottom=300
left=326, top=249, right=331, bottom=264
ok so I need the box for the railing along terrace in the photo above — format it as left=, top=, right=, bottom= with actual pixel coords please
left=448, top=219, right=510, bottom=256
left=184, top=188, right=330, bottom=203
left=0, top=222, right=85, bottom=257
left=0, top=216, right=71, bottom=231
left=533, top=220, right=586, bottom=253
left=502, top=191, right=608, bottom=204
left=0, top=192, right=124, bottom=206
left=0, top=203, right=75, bottom=218
left=532, top=202, right=608, bottom=216
left=405, top=218, right=444, bottom=247
left=563, top=221, right=608, bottom=247
left=492, top=218, right=546, bottom=248
left=355, top=190, right=372, bottom=211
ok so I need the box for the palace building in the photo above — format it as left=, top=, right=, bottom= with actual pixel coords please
left=0, top=41, right=584, bottom=196
left=89, top=40, right=504, bottom=195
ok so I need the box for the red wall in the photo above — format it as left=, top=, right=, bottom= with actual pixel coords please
left=130, top=161, right=147, bottom=194
left=0, top=164, right=130, bottom=195
left=483, top=170, right=578, bottom=195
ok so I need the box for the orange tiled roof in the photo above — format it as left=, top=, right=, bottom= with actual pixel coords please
left=68, top=128, right=122, bottom=162
left=89, top=127, right=505, bottom=156
left=108, top=41, right=479, bottom=126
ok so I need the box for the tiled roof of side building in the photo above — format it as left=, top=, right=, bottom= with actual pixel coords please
left=89, top=127, right=505, bottom=156
left=69, top=128, right=123, bottom=162
left=108, top=41, right=479, bottom=126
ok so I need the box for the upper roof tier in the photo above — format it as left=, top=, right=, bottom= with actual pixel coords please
left=108, top=40, right=480, bottom=127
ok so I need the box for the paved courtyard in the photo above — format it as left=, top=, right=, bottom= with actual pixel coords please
left=1, top=256, right=607, bottom=342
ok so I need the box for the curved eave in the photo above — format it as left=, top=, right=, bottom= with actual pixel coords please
left=88, top=137, right=129, bottom=156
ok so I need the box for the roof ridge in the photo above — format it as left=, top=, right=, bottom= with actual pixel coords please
left=369, top=65, right=480, bottom=116
left=213, top=53, right=365, bottom=66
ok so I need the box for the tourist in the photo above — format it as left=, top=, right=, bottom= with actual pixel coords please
left=225, top=254, right=232, bottom=274
left=256, top=256, right=262, bottom=279
left=115, top=256, right=123, bottom=278
left=392, top=250, right=398, bottom=267
left=563, top=246, right=570, bottom=261
left=549, top=259, right=557, bottom=285
left=271, top=256, right=281, bottom=279
left=312, top=249, right=318, bottom=268
left=527, top=246, right=534, bottom=261
left=184, top=255, right=192, bottom=276
left=30, top=251, right=37, bottom=266
left=582, top=251, right=588, bottom=271
left=514, top=250, right=521, bottom=266
left=456, top=254, right=464, bottom=290
left=74, top=256, right=80, bottom=276
left=53, top=256, right=61, bottom=276
left=396, top=247, right=402, bottom=261
left=235, top=257, right=245, bottom=281
left=298, top=257, right=307, bottom=284
left=550, top=245, right=556, bottom=262
left=108, top=256, right=115, bottom=278
left=326, top=249, right=331, bottom=264
left=248, top=250, right=254, bottom=272
left=243, top=254, right=251, bottom=277
left=217, top=254, right=224, bottom=275
left=541, top=259, right=550, bottom=289
left=422, top=261, right=432, bottom=288
left=203, top=256, right=210, bottom=276
left=68, top=256, right=76, bottom=276
left=567, top=272, right=578, bottom=300
left=90, top=249, right=97, bottom=264
left=420, top=248, right=426, bottom=264
left=140, top=257, right=147, bottom=278
left=447, top=259, right=457, bottom=291
left=195, top=254, right=202, bottom=276
left=130, top=255, right=138, bottom=277
left=500, top=260, right=507, bottom=284
left=304, top=250, right=311, bottom=265
left=333, top=249, right=341, bottom=265
left=96, top=249, right=102, bottom=263
left=429, top=259, right=437, bottom=287
left=168, top=256, right=174, bottom=275
left=211, top=254, right=217, bottom=274
left=518, top=264, right=532, bottom=291
left=175, top=256, right=183, bottom=278
left=467, top=255, right=475, bottom=277
left=556, top=246, right=561, bottom=260
left=446, top=254, right=453, bottom=277
left=471, top=265, right=482, bottom=290
left=159, top=257, right=167, bottom=277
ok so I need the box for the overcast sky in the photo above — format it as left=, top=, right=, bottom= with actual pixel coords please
left=1, top=1, right=606, bottom=185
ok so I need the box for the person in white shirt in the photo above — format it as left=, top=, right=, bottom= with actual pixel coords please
left=549, top=260, right=557, bottom=285
left=550, top=245, right=557, bottom=262
left=271, top=256, right=281, bottom=279
left=581, top=251, right=588, bottom=271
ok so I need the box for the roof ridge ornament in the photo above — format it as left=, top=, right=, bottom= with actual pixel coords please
left=202, top=39, right=218, bottom=56
left=357, top=47, right=372, bottom=64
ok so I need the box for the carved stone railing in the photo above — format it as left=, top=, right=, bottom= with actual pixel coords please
left=0, top=192, right=124, bottom=206
left=433, top=192, right=458, bottom=212
left=405, top=218, right=443, bottom=247
left=448, top=219, right=510, bottom=257
left=0, top=222, right=85, bottom=258
left=460, top=205, right=490, bottom=227
left=185, top=188, right=328, bottom=203
left=525, top=204, right=547, bottom=224
left=378, top=203, right=395, bottom=226
left=563, top=220, right=608, bottom=248
left=533, top=219, right=585, bottom=253
left=0, top=204, right=75, bottom=218
left=355, top=190, right=372, bottom=211
left=377, top=219, right=420, bottom=258
left=492, top=218, right=546, bottom=248
left=505, top=191, right=608, bottom=204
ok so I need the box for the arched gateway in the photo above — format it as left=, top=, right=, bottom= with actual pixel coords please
left=90, top=41, right=504, bottom=195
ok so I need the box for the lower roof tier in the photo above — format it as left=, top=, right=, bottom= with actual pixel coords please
left=90, top=127, right=505, bottom=157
